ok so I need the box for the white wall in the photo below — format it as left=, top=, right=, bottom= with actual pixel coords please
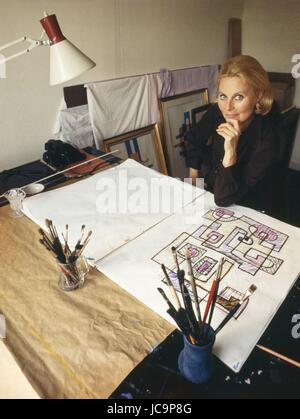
left=242, top=0, right=300, bottom=169
left=0, top=0, right=243, bottom=170
left=243, top=0, right=300, bottom=106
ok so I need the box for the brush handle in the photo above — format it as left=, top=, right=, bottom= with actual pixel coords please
left=158, top=288, right=177, bottom=314
left=182, top=285, right=199, bottom=332
left=215, top=302, right=241, bottom=335
left=161, top=264, right=181, bottom=309
left=202, top=280, right=217, bottom=326
left=207, top=280, right=220, bottom=328
left=177, top=308, right=196, bottom=338
left=206, top=258, right=224, bottom=328
left=181, top=285, right=200, bottom=341
left=186, top=254, right=202, bottom=324
left=177, top=270, right=200, bottom=339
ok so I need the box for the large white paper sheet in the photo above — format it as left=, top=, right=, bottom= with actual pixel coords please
left=22, top=159, right=205, bottom=262
left=96, top=192, right=300, bottom=372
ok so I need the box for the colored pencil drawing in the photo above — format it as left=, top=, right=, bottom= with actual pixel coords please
left=216, top=286, right=249, bottom=318
left=198, top=208, right=287, bottom=276
left=152, top=207, right=289, bottom=320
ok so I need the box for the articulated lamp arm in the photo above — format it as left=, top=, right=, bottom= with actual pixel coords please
left=0, top=12, right=96, bottom=85
left=0, top=32, right=49, bottom=64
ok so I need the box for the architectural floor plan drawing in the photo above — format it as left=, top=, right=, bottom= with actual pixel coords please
left=96, top=190, right=300, bottom=373
left=152, top=207, right=289, bottom=318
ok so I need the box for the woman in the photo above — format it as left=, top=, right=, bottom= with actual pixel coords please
left=186, top=55, right=282, bottom=210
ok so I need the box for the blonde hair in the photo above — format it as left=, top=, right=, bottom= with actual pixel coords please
left=218, top=55, right=273, bottom=115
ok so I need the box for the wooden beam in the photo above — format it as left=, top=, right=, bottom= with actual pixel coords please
left=228, top=18, right=242, bottom=58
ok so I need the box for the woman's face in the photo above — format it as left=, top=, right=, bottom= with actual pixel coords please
left=217, top=76, right=259, bottom=129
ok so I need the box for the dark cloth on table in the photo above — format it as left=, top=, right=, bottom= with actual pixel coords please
left=185, top=102, right=283, bottom=211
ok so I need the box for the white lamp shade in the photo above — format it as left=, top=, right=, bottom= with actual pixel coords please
left=49, top=39, right=95, bottom=86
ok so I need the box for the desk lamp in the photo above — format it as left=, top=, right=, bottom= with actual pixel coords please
left=0, top=12, right=96, bottom=85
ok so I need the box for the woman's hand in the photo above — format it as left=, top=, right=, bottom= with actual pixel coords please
left=216, top=119, right=241, bottom=167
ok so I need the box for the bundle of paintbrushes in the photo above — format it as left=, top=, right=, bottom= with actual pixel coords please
left=158, top=247, right=257, bottom=346
left=39, top=219, right=92, bottom=265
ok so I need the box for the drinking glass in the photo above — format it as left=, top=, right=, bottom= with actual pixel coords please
left=57, top=256, right=90, bottom=291
left=3, top=188, right=26, bottom=218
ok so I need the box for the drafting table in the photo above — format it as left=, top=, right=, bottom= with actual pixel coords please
left=0, top=170, right=299, bottom=399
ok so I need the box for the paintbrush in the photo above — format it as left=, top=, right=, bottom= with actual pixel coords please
left=65, top=224, right=69, bottom=248
left=45, top=219, right=56, bottom=241
left=185, top=248, right=202, bottom=326
left=171, top=246, right=180, bottom=271
left=157, top=287, right=178, bottom=314
left=167, top=308, right=197, bottom=345
left=215, top=284, right=257, bottom=335
left=71, top=224, right=87, bottom=259
left=79, top=224, right=86, bottom=242
left=44, top=219, right=66, bottom=263
left=157, top=287, right=193, bottom=342
left=74, top=224, right=86, bottom=250
left=177, top=270, right=200, bottom=341
left=39, top=228, right=54, bottom=249
left=207, top=257, right=225, bottom=329
left=161, top=264, right=181, bottom=310
left=61, top=233, right=72, bottom=258
left=70, top=230, right=93, bottom=262
left=76, top=239, right=91, bottom=259
left=81, top=230, right=92, bottom=248
left=201, top=280, right=218, bottom=335
left=39, top=238, right=55, bottom=255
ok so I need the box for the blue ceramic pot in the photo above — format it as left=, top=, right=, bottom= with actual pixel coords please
left=178, top=325, right=216, bottom=384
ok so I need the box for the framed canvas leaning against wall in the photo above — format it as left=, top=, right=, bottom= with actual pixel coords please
left=103, top=124, right=168, bottom=175
left=159, top=88, right=209, bottom=179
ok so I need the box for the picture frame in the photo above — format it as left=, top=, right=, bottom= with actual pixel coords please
left=191, top=103, right=212, bottom=128
left=159, top=88, right=209, bottom=179
left=103, top=124, right=168, bottom=175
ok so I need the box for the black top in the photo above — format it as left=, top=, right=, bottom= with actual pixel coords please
left=185, top=102, right=283, bottom=210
